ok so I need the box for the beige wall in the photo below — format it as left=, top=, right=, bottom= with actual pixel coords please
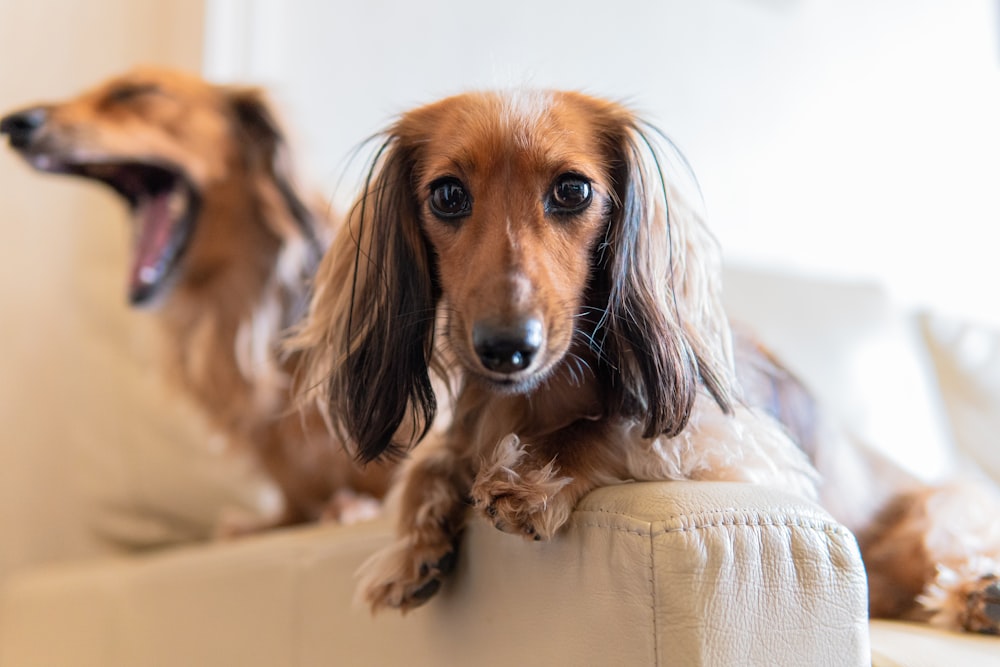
left=0, top=1, right=206, bottom=574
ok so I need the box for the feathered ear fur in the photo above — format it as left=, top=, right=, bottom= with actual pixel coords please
left=228, top=88, right=321, bottom=255
left=294, top=136, right=439, bottom=463
left=595, top=117, right=736, bottom=438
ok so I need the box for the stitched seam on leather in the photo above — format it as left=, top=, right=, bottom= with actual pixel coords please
left=648, top=526, right=659, bottom=667
left=572, top=518, right=850, bottom=539
left=579, top=504, right=829, bottom=523
left=576, top=506, right=847, bottom=531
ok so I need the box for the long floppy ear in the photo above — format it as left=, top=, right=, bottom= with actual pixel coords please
left=227, top=88, right=322, bottom=257
left=596, top=118, right=736, bottom=438
left=294, top=135, right=438, bottom=463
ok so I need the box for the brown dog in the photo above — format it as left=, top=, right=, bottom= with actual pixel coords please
left=296, top=89, right=1000, bottom=633
left=0, top=67, right=392, bottom=531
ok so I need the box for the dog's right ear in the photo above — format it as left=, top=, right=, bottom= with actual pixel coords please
left=294, top=136, right=439, bottom=463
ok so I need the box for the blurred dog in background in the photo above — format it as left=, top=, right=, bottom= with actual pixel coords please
left=1, top=67, right=393, bottom=531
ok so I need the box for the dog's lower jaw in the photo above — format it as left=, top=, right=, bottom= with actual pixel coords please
left=472, top=372, right=545, bottom=397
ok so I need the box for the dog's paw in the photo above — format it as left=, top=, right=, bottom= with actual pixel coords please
left=964, top=574, right=1000, bottom=635
left=921, top=560, right=1000, bottom=634
left=355, top=537, right=459, bottom=614
left=469, top=434, right=573, bottom=541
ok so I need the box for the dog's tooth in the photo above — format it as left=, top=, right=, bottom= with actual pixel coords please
left=31, top=154, right=53, bottom=170
left=168, top=186, right=185, bottom=217
left=139, top=266, right=160, bottom=285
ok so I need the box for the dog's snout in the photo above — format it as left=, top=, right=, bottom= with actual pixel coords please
left=0, top=107, right=48, bottom=149
left=473, top=318, right=544, bottom=375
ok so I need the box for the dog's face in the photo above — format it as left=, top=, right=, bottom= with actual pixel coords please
left=0, top=67, right=277, bottom=305
left=303, top=89, right=736, bottom=463
left=398, top=91, right=629, bottom=391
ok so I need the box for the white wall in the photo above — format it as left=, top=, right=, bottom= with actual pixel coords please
left=205, top=0, right=1000, bottom=325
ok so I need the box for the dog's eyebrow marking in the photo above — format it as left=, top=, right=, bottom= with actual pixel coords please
left=104, top=83, right=162, bottom=104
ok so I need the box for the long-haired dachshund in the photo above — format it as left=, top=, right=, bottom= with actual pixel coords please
left=0, top=67, right=393, bottom=531
left=297, top=89, right=1000, bottom=633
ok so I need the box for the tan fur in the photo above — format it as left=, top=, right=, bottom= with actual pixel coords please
left=2, top=67, right=393, bottom=530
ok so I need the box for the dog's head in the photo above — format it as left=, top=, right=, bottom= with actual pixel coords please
left=300, top=90, right=735, bottom=462
left=0, top=66, right=310, bottom=306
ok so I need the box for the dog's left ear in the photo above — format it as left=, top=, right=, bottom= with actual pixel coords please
left=228, top=88, right=285, bottom=171
left=228, top=88, right=319, bottom=251
left=597, top=117, right=736, bottom=438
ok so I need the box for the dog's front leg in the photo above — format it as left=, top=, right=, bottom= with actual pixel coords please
left=356, top=437, right=473, bottom=613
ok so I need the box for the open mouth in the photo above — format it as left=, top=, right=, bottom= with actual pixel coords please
left=47, top=160, right=199, bottom=306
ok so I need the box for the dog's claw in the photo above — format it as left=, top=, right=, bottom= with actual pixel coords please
left=436, top=549, right=458, bottom=576
left=410, top=577, right=441, bottom=602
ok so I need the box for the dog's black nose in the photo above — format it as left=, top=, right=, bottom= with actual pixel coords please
left=0, top=107, right=48, bottom=149
left=473, top=318, right=544, bottom=375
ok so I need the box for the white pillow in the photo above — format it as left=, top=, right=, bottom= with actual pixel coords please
left=723, top=265, right=957, bottom=482
left=920, top=313, right=1000, bottom=483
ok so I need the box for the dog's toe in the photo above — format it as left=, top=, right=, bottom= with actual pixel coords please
left=400, top=548, right=459, bottom=610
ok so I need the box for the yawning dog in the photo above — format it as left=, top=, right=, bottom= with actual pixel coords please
left=1, top=67, right=393, bottom=530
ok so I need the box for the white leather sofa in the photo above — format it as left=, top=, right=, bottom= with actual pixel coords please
left=0, top=483, right=869, bottom=666
left=1, top=196, right=999, bottom=665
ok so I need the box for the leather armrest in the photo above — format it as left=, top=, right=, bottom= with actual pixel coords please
left=0, top=481, right=870, bottom=666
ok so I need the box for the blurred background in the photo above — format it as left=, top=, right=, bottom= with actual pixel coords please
left=4, top=0, right=999, bottom=321
left=203, top=0, right=1000, bottom=324
left=0, top=0, right=998, bottom=572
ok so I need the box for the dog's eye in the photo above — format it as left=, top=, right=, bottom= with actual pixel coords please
left=429, top=178, right=471, bottom=219
left=549, top=174, right=592, bottom=214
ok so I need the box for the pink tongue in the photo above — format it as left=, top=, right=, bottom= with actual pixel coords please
left=128, top=192, right=174, bottom=295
